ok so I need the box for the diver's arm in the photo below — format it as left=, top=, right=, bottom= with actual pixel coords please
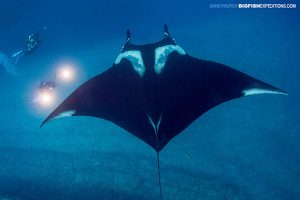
left=11, top=50, right=26, bottom=64
left=11, top=50, right=24, bottom=58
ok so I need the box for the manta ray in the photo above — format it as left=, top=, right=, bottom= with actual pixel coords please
left=41, top=25, right=287, bottom=199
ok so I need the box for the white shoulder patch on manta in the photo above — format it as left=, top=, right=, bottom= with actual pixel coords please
left=53, top=110, right=76, bottom=120
left=154, top=45, right=185, bottom=74
left=115, top=50, right=145, bottom=77
left=242, top=88, right=287, bottom=96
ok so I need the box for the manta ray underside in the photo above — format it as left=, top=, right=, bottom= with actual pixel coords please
left=41, top=25, right=287, bottom=199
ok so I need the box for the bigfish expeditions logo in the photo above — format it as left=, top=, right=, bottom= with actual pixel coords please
left=209, top=3, right=296, bottom=9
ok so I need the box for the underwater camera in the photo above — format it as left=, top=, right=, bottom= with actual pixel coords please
left=34, top=63, right=77, bottom=108
left=34, top=80, right=57, bottom=108
left=39, top=80, right=57, bottom=91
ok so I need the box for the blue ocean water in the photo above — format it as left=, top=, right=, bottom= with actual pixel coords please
left=0, top=0, right=299, bottom=199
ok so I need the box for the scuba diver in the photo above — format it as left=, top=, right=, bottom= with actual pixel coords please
left=38, top=70, right=61, bottom=92
left=35, top=79, right=57, bottom=107
left=35, top=65, right=76, bottom=107
left=11, top=27, right=46, bottom=64
left=39, top=80, right=57, bottom=91
left=38, top=70, right=58, bottom=93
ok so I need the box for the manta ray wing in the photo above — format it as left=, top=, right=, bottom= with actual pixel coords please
left=154, top=53, right=287, bottom=150
left=41, top=60, right=158, bottom=149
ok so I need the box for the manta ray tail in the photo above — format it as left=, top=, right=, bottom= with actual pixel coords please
left=153, top=123, right=163, bottom=200
left=157, top=151, right=163, bottom=200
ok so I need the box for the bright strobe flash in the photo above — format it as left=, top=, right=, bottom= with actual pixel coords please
left=57, top=65, right=75, bottom=82
left=40, top=93, right=52, bottom=105
left=34, top=90, right=56, bottom=108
